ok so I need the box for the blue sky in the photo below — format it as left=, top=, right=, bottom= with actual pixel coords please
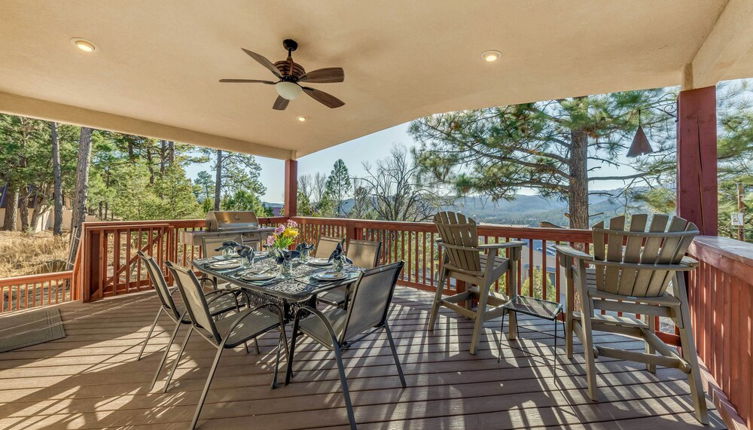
left=185, top=120, right=639, bottom=203
left=186, top=123, right=416, bottom=202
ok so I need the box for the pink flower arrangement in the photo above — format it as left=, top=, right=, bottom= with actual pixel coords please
left=267, top=222, right=300, bottom=250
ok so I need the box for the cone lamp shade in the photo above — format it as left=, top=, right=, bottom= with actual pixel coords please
left=627, top=125, right=653, bottom=157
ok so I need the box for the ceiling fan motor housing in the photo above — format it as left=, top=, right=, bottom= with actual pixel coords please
left=274, top=60, right=306, bottom=80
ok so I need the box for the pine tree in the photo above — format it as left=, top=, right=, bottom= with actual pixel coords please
left=409, top=90, right=676, bottom=228
left=324, top=159, right=352, bottom=216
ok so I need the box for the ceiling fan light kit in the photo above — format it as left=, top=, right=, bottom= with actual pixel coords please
left=275, top=81, right=302, bottom=100
left=219, top=38, right=345, bottom=110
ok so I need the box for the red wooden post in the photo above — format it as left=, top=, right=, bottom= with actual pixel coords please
left=284, top=159, right=298, bottom=217
left=677, top=86, right=718, bottom=235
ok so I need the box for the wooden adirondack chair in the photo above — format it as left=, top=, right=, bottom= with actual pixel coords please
left=428, top=212, right=524, bottom=355
left=555, top=214, right=708, bottom=424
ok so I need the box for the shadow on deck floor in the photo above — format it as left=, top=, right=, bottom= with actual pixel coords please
left=0, top=287, right=726, bottom=429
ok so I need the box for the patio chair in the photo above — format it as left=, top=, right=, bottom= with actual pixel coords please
left=313, top=236, right=343, bottom=258
left=166, top=262, right=288, bottom=430
left=200, top=234, right=243, bottom=289
left=318, top=239, right=382, bottom=307
left=285, top=261, right=406, bottom=430
left=555, top=214, right=708, bottom=424
left=134, top=252, right=244, bottom=391
left=427, top=211, right=524, bottom=355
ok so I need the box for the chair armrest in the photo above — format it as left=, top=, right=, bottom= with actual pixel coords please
left=554, top=245, right=592, bottom=261
left=222, top=302, right=285, bottom=343
left=295, top=305, right=341, bottom=347
left=478, top=241, right=525, bottom=250
left=199, top=275, right=218, bottom=290
left=204, top=289, right=238, bottom=304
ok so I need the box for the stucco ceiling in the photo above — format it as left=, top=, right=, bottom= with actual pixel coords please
left=1, top=0, right=751, bottom=159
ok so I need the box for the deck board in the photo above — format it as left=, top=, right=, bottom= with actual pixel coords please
left=0, top=288, right=726, bottom=429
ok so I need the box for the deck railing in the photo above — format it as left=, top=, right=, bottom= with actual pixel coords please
left=0, top=215, right=750, bottom=426
left=0, top=234, right=82, bottom=313
left=291, top=216, right=593, bottom=301
left=688, top=236, right=753, bottom=428
left=75, top=217, right=286, bottom=301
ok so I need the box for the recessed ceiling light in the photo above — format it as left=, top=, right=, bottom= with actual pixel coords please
left=482, top=50, right=501, bottom=63
left=71, top=38, right=96, bottom=53
left=297, top=116, right=307, bottom=122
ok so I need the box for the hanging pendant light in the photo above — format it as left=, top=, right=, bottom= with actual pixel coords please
left=627, top=109, right=653, bottom=158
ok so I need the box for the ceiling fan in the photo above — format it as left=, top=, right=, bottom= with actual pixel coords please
left=219, top=39, right=345, bottom=111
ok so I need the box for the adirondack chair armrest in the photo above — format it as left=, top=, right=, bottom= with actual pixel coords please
left=554, top=245, right=592, bottom=262
left=680, top=255, right=699, bottom=267
left=478, top=241, right=525, bottom=250
left=589, top=260, right=698, bottom=271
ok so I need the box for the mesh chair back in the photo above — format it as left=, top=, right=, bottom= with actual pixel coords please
left=201, top=234, right=243, bottom=258
left=434, top=211, right=481, bottom=274
left=341, top=262, right=403, bottom=343
left=591, top=214, right=699, bottom=297
left=138, top=252, right=181, bottom=320
left=347, top=239, right=382, bottom=269
left=315, top=236, right=342, bottom=258
left=167, top=262, right=221, bottom=342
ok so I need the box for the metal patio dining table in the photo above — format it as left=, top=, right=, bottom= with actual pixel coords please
left=192, top=254, right=361, bottom=318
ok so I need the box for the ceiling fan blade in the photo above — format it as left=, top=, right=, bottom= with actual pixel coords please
left=241, top=48, right=282, bottom=79
left=273, top=96, right=289, bottom=111
left=219, top=79, right=275, bottom=84
left=302, top=87, right=345, bottom=108
left=300, top=67, right=344, bottom=83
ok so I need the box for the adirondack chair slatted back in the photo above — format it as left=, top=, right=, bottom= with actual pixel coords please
left=591, top=214, right=698, bottom=297
left=434, top=211, right=481, bottom=273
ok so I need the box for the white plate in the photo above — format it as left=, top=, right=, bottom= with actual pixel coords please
left=239, top=272, right=276, bottom=282
left=308, top=258, right=332, bottom=266
left=209, top=260, right=241, bottom=269
left=312, top=271, right=346, bottom=281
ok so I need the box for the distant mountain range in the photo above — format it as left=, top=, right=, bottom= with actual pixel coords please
left=447, top=191, right=646, bottom=226
left=266, top=188, right=650, bottom=227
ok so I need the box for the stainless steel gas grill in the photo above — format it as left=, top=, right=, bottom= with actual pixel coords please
left=182, top=211, right=276, bottom=250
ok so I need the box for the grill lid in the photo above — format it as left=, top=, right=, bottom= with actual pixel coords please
left=206, top=211, right=259, bottom=231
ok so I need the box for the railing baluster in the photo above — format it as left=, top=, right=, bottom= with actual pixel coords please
left=528, top=238, right=534, bottom=297
left=542, top=239, right=547, bottom=300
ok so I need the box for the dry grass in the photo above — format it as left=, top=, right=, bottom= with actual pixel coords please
left=0, top=231, right=70, bottom=279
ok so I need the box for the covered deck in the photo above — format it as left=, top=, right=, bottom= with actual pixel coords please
left=2, top=1, right=753, bottom=428
left=0, top=287, right=725, bottom=429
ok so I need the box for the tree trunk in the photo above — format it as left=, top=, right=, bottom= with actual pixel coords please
left=2, top=184, right=18, bottom=231
left=214, top=150, right=223, bottom=211
left=72, top=127, right=93, bottom=237
left=146, top=146, right=155, bottom=184
left=568, top=129, right=590, bottom=229
left=51, top=122, right=64, bottom=235
left=29, top=186, right=49, bottom=231
left=18, top=190, right=30, bottom=232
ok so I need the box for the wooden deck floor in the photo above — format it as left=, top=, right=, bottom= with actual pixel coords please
left=0, top=287, right=726, bottom=429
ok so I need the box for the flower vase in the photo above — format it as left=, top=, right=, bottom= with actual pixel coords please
left=280, top=259, right=293, bottom=278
